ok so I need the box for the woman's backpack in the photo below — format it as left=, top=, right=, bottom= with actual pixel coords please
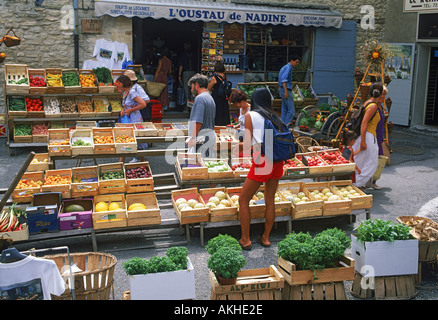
left=215, top=74, right=232, bottom=98
left=261, top=119, right=296, bottom=162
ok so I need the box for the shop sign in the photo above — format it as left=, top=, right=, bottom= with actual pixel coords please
left=404, top=0, right=438, bottom=12
left=81, top=19, right=103, bottom=34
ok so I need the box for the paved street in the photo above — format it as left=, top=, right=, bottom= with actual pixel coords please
left=1, top=124, right=438, bottom=302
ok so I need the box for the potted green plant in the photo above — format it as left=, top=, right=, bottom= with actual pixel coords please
left=123, top=246, right=195, bottom=300
left=207, top=246, right=246, bottom=285
left=205, top=233, right=242, bottom=255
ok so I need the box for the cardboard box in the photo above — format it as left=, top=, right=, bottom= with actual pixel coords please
left=59, top=198, right=93, bottom=231
left=351, top=234, right=419, bottom=277
left=26, top=192, right=62, bottom=234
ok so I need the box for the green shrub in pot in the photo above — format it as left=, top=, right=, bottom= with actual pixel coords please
left=207, top=246, right=246, bottom=280
left=205, top=233, right=242, bottom=255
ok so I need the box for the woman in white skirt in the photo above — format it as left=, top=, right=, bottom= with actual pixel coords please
left=353, top=82, right=386, bottom=188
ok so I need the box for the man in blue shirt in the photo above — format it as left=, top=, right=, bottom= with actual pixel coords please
left=278, top=55, right=300, bottom=128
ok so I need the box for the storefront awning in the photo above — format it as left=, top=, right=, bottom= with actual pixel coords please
left=94, top=0, right=343, bottom=28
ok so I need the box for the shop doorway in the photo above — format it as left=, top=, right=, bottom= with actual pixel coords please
left=425, top=47, right=438, bottom=125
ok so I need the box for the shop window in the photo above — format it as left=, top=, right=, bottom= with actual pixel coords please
left=417, top=13, right=438, bottom=40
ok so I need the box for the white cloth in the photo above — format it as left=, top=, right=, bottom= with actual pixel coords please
left=112, top=41, right=131, bottom=70
left=248, top=111, right=265, bottom=145
left=92, top=39, right=131, bottom=70
left=0, top=256, right=65, bottom=300
left=352, top=132, right=379, bottom=187
left=82, top=59, right=106, bottom=70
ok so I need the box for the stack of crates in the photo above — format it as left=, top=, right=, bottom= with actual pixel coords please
left=150, top=100, right=163, bottom=123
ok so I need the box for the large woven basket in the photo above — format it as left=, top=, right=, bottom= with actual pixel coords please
left=372, top=155, right=388, bottom=181
left=44, top=252, right=117, bottom=300
left=296, top=136, right=320, bottom=153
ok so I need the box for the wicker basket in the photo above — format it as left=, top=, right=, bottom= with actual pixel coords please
left=296, top=136, right=320, bottom=153
left=3, top=28, right=21, bottom=47
left=373, top=155, right=388, bottom=181
left=44, top=252, right=117, bottom=300
left=360, top=84, right=370, bottom=101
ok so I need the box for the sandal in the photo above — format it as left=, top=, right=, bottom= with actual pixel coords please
left=257, top=235, right=271, bottom=248
left=239, top=242, right=252, bottom=250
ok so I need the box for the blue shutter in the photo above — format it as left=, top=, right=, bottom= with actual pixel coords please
left=312, top=20, right=357, bottom=100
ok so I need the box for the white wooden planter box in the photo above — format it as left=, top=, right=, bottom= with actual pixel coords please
left=129, top=257, right=196, bottom=300
left=351, top=234, right=419, bottom=277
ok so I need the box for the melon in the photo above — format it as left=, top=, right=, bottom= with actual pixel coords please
left=65, top=204, right=85, bottom=213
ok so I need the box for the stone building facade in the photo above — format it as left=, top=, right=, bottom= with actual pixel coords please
left=0, top=0, right=389, bottom=112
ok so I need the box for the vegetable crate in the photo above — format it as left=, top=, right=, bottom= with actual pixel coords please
left=230, top=157, right=252, bottom=178
left=12, top=171, right=44, bottom=203
left=114, top=127, right=137, bottom=154
left=216, top=131, right=239, bottom=151
left=226, top=186, right=265, bottom=219
left=93, top=193, right=127, bottom=230
left=98, top=84, right=116, bottom=94
left=42, top=169, right=72, bottom=199
left=257, top=185, right=291, bottom=217
left=203, top=158, right=234, bottom=180
left=45, top=68, right=65, bottom=94
left=133, top=122, right=158, bottom=137
left=317, top=149, right=356, bottom=173
left=125, top=192, right=161, bottom=227
left=27, top=153, right=50, bottom=172
left=155, top=122, right=179, bottom=136
left=71, top=129, right=94, bottom=155
left=5, top=64, right=30, bottom=94
left=32, top=122, right=49, bottom=143
left=303, top=182, right=352, bottom=216
left=28, top=69, right=48, bottom=95
left=13, top=122, right=32, bottom=143
left=198, top=187, right=238, bottom=222
left=79, top=69, right=98, bottom=93
left=98, top=162, right=126, bottom=194
left=62, top=68, right=81, bottom=94
left=108, top=98, right=123, bottom=115
left=210, top=266, right=284, bottom=300
left=7, top=96, right=27, bottom=118
left=43, top=97, right=61, bottom=118
left=92, top=96, right=111, bottom=117
left=124, top=161, right=154, bottom=193
left=175, top=153, right=208, bottom=181
left=47, top=128, right=72, bottom=156
left=278, top=255, right=354, bottom=300
left=297, top=83, right=319, bottom=106
left=171, top=122, right=188, bottom=135
left=171, top=187, right=210, bottom=225
left=282, top=157, right=309, bottom=177
left=330, top=180, right=373, bottom=210
left=76, top=120, right=96, bottom=128
left=77, top=96, right=95, bottom=117
left=92, top=127, right=116, bottom=154
left=298, top=152, right=332, bottom=174
left=70, top=166, right=99, bottom=198
left=277, top=182, right=323, bottom=219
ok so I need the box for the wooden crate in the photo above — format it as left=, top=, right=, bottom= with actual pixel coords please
left=98, top=84, right=116, bottom=94
left=230, top=157, right=252, bottom=178
left=77, top=96, right=95, bottom=117
left=171, top=188, right=210, bottom=225
left=27, top=153, right=50, bottom=172
left=255, top=185, right=291, bottom=217
left=45, top=68, right=65, bottom=94
left=124, top=161, right=154, bottom=193
left=93, top=127, right=116, bottom=154
left=133, top=122, right=158, bottom=137
left=43, top=97, right=61, bottom=118
left=76, top=120, right=96, bottom=128
left=175, top=153, right=208, bottom=181
left=47, top=128, right=71, bottom=156
left=297, top=83, right=319, bottom=106
left=125, top=192, right=161, bottom=227
left=111, top=69, right=125, bottom=84
left=199, top=187, right=238, bottom=222
left=203, top=158, right=234, bottom=180
left=28, top=69, right=48, bottom=95
left=299, top=152, right=332, bottom=174
left=278, top=256, right=354, bottom=300
left=303, top=182, right=352, bottom=216
left=79, top=69, right=98, bottom=93
left=210, top=266, right=284, bottom=300
left=62, top=68, right=82, bottom=93
left=70, top=129, right=94, bottom=155
left=70, top=166, right=99, bottom=198
left=277, top=182, right=323, bottom=219
left=12, top=171, right=44, bottom=203
left=226, top=186, right=265, bottom=219
left=32, top=121, right=49, bottom=143
left=5, top=64, right=30, bottom=94
left=13, top=123, right=32, bottom=143
left=7, top=96, right=27, bottom=118
left=282, top=157, right=309, bottom=177
left=114, top=127, right=137, bottom=154
left=216, top=130, right=239, bottom=152
left=330, top=180, right=373, bottom=210
left=92, top=96, right=111, bottom=117
left=92, top=194, right=127, bottom=230
left=98, top=162, right=126, bottom=194
left=317, top=149, right=356, bottom=173
left=42, top=168, right=72, bottom=199
left=170, top=122, right=189, bottom=135
left=155, top=122, right=177, bottom=136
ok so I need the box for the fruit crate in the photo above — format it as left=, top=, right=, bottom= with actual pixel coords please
left=13, top=122, right=32, bottom=143
left=175, top=153, right=208, bottom=181
left=28, top=69, right=48, bottom=95
left=70, top=166, right=99, bottom=198
left=230, top=157, right=252, bottom=178
left=5, top=64, right=30, bottom=94
left=171, top=187, right=210, bottom=225
left=93, top=193, right=127, bottom=230
left=62, top=68, right=82, bottom=94
left=41, top=169, right=72, bottom=199
left=27, top=96, right=45, bottom=118
left=27, top=153, right=50, bottom=172
left=77, top=96, right=95, bottom=117
left=98, top=83, right=116, bottom=94
left=92, top=127, right=116, bottom=154
left=203, top=158, right=234, bottom=180
left=216, top=130, right=239, bottom=151
left=45, top=68, right=65, bottom=94
left=32, top=121, right=49, bottom=143
left=114, top=127, right=137, bottom=154
left=303, top=182, right=352, bottom=216
left=298, top=152, right=332, bottom=174
left=198, top=187, right=238, bottom=222
left=155, top=122, right=178, bottom=137
left=124, top=161, right=154, bottom=193
left=226, top=186, right=265, bottom=219
left=133, top=122, right=158, bottom=137
left=12, top=171, right=44, bottom=203
left=257, top=185, right=291, bottom=217
left=70, top=129, right=94, bottom=155
left=111, top=69, right=125, bottom=87
left=108, top=97, right=123, bottom=115
left=125, top=192, right=161, bottom=227
left=98, top=162, right=126, bottom=195
left=47, top=128, right=71, bottom=156
left=282, top=157, right=309, bottom=177
left=330, top=180, right=373, bottom=210
left=79, top=69, right=98, bottom=93
left=92, top=96, right=111, bottom=117
left=317, top=148, right=356, bottom=173
left=8, top=96, right=27, bottom=118
left=171, top=122, right=188, bottom=135
left=277, top=181, right=323, bottom=219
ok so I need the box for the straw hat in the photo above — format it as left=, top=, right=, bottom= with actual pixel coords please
left=124, top=69, right=137, bottom=81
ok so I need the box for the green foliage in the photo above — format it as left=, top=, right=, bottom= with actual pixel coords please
left=205, top=234, right=242, bottom=255
left=356, top=219, right=412, bottom=242
left=166, top=246, right=189, bottom=270
left=207, top=247, right=246, bottom=279
left=122, top=257, right=149, bottom=276
left=145, top=256, right=178, bottom=274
